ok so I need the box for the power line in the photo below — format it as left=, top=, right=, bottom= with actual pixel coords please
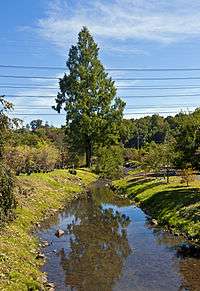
left=2, top=85, right=200, bottom=91
left=115, top=77, right=200, bottom=81
left=4, top=93, right=200, bottom=99
left=6, top=95, right=56, bottom=98
left=0, top=75, right=58, bottom=80
left=3, top=64, right=200, bottom=72
left=13, top=105, right=198, bottom=110
left=116, top=86, right=200, bottom=90
left=0, top=64, right=65, bottom=70
left=3, top=74, right=200, bottom=81
left=123, top=93, right=200, bottom=98
left=0, top=86, right=58, bottom=89
left=8, top=111, right=186, bottom=116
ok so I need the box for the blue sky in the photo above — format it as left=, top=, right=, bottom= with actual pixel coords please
left=1, top=0, right=200, bottom=126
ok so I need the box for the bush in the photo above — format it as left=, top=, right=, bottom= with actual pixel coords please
left=4, top=143, right=60, bottom=175
left=95, top=146, right=124, bottom=179
left=0, top=162, right=16, bottom=222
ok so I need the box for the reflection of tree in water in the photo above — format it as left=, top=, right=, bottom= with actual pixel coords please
left=59, top=195, right=132, bottom=291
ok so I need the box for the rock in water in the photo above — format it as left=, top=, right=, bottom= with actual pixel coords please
left=152, top=219, right=158, bottom=226
left=36, top=252, right=45, bottom=259
left=55, top=229, right=65, bottom=237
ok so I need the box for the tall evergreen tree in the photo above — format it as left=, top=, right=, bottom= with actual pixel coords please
left=54, top=27, right=125, bottom=167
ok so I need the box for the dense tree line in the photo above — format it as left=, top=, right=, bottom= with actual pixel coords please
left=122, top=109, right=200, bottom=171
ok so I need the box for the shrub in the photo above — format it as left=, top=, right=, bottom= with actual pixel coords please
left=4, top=143, right=60, bottom=175
left=0, top=162, right=16, bottom=222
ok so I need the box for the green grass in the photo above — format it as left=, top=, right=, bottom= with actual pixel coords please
left=0, top=169, right=97, bottom=291
left=113, top=175, right=200, bottom=242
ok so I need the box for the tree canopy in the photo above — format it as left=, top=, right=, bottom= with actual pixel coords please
left=54, top=27, right=125, bottom=166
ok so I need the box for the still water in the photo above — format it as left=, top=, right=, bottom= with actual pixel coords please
left=37, top=183, right=200, bottom=291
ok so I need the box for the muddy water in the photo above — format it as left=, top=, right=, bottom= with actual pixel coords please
left=37, top=183, right=200, bottom=291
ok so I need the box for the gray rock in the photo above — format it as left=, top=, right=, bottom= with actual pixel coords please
left=36, top=252, right=45, bottom=259
left=55, top=229, right=65, bottom=237
left=152, top=219, right=158, bottom=226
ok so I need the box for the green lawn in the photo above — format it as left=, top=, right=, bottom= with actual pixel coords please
left=113, top=175, right=200, bottom=243
left=0, top=169, right=97, bottom=291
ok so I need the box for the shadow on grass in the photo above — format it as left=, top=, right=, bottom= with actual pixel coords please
left=141, top=187, right=200, bottom=218
left=126, top=178, right=154, bottom=189
left=127, top=181, right=164, bottom=199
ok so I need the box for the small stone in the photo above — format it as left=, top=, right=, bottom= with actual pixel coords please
left=36, top=222, right=41, bottom=228
left=42, top=241, right=49, bottom=247
left=41, top=275, right=48, bottom=283
left=152, top=219, right=158, bottom=226
left=55, top=229, right=65, bottom=237
left=45, top=282, right=56, bottom=289
left=36, top=252, right=45, bottom=259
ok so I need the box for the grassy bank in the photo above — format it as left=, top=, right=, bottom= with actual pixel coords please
left=113, top=175, right=200, bottom=243
left=0, top=169, right=97, bottom=290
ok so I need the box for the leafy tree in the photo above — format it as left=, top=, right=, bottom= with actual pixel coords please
left=143, top=141, right=176, bottom=182
left=95, top=146, right=124, bottom=179
left=30, top=119, right=43, bottom=131
left=54, top=27, right=125, bottom=167
left=180, top=166, right=195, bottom=187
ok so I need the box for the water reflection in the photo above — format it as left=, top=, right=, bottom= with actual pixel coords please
left=59, top=194, right=132, bottom=291
left=38, top=184, right=200, bottom=291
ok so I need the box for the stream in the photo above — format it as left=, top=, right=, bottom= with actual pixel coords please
left=37, top=182, right=200, bottom=291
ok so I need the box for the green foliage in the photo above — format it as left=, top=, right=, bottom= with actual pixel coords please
left=5, top=143, right=59, bottom=175
left=143, top=141, right=176, bottom=171
left=0, top=96, right=16, bottom=221
left=54, top=27, right=125, bottom=166
left=0, top=96, right=13, bottom=158
left=95, top=146, right=124, bottom=179
left=0, top=162, right=16, bottom=222
left=180, top=167, right=195, bottom=187
left=123, top=109, right=200, bottom=170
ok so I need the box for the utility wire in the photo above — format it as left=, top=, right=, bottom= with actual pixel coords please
left=8, top=111, right=185, bottom=116
left=4, top=94, right=200, bottom=100
left=0, top=75, right=58, bottom=80
left=0, top=86, right=58, bottom=89
left=13, top=105, right=198, bottom=110
left=3, top=85, right=200, bottom=90
left=3, top=64, right=200, bottom=71
left=6, top=75, right=200, bottom=81
left=3, top=74, right=200, bottom=81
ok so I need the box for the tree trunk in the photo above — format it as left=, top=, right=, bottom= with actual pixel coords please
left=166, top=168, right=169, bottom=184
left=85, top=140, right=92, bottom=168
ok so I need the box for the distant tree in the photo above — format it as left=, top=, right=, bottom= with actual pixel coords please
left=143, top=141, right=176, bottom=183
left=180, top=166, right=195, bottom=187
left=53, top=27, right=125, bottom=167
left=30, top=119, right=43, bottom=131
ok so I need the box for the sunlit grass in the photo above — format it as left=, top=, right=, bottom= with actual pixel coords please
left=0, top=169, right=97, bottom=290
left=113, top=175, right=200, bottom=242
